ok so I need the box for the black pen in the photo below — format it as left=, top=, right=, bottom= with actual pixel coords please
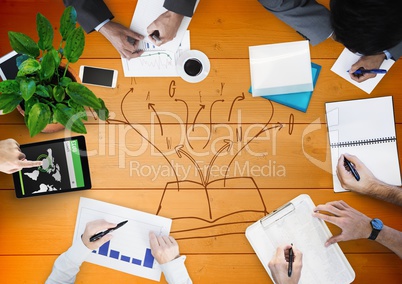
left=288, top=246, right=294, bottom=277
left=344, top=157, right=360, bottom=181
left=150, top=30, right=161, bottom=42
left=89, top=220, right=128, bottom=242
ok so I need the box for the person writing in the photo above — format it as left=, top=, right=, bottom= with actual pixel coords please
left=257, top=0, right=402, bottom=83
left=45, top=219, right=192, bottom=283
left=63, top=0, right=197, bottom=58
left=0, top=138, right=43, bottom=174
left=268, top=245, right=303, bottom=284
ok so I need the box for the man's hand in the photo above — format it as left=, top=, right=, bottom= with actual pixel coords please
left=149, top=232, right=180, bottom=264
left=313, top=200, right=372, bottom=246
left=147, top=11, right=184, bottom=46
left=349, top=53, right=386, bottom=83
left=99, top=21, right=144, bottom=59
left=336, top=154, right=378, bottom=194
left=0, top=139, right=43, bottom=174
left=81, top=219, right=117, bottom=250
left=268, top=245, right=303, bottom=284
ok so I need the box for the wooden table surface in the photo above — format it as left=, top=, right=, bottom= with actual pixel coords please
left=1, top=1, right=402, bottom=283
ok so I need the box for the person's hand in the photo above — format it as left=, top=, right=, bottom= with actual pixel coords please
left=99, top=21, right=144, bottom=59
left=313, top=200, right=372, bottom=246
left=268, top=245, right=303, bottom=284
left=348, top=53, right=386, bottom=83
left=0, top=139, right=43, bottom=174
left=149, top=232, right=180, bottom=264
left=146, top=11, right=184, bottom=46
left=336, top=154, right=378, bottom=194
left=81, top=219, right=117, bottom=250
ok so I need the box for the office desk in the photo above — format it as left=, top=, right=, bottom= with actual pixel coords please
left=1, top=1, right=401, bottom=283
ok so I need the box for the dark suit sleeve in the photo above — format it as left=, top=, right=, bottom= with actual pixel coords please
left=258, top=0, right=332, bottom=46
left=163, top=0, right=197, bottom=17
left=63, top=0, right=114, bottom=33
left=389, top=41, right=402, bottom=60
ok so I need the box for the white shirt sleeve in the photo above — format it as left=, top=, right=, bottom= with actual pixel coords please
left=159, top=256, right=193, bottom=284
left=45, top=239, right=92, bottom=284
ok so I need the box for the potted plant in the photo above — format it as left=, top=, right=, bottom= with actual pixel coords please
left=0, top=6, right=109, bottom=137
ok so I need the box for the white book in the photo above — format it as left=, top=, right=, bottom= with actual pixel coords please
left=325, top=96, right=401, bottom=192
left=249, top=40, right=313, bottom=97
left=246, top=194, right=355, bottom=284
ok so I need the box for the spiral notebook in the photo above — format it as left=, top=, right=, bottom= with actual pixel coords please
left=325, top=96, right=401, bottom=192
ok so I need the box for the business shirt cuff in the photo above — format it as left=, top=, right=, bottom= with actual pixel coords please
left=64, top=238, right=92, bottom=266
left=94, top=19, right=111, bottom=32
left=383, top=50, right=393, bottom=60
left=160, top=256, right=191, bottom=284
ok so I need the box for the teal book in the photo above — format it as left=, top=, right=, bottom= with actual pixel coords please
left=249, top=63, right=321, bottom=112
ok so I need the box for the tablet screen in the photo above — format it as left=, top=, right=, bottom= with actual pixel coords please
left=13, top=136, right=91, bottom=198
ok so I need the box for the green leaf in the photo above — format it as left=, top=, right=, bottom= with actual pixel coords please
left=0, top=93, right=22, bottom=114
left=17, top=58, right=41, bottom=76
left=27, top=103, right=51, bottom=137
left=8, top=31, right=40, bottom=58
left=59, top=76, right=72, bottom=87
left=66, top=82, right=101, bottom=108
left=68, top=99, right=87, bottom=121
left=53, top=103, right=86, bottom=133
left=94, top=98, right=109, bottom=120
left=64, top=27, right=85, bottom=63
left=48, top=48, right=60, bottom=67
left=35, top=85, right=50, bottom=97
left=0, top=80, right=20, bottom=94
left=60, top=6, right=77, bottom=40
left=20, top=79, right=36, bottom=100
left=40, top=51, right=56, bottom=80
left=16, top=54, right=30, bottom=69
left=36, top=13, right=54, bottom=51
left=53, top=85, right=65, bottom=102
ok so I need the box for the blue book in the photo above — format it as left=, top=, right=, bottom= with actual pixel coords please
left=249, top=63, right=321, bottom=112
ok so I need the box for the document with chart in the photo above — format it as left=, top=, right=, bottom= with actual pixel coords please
left=246, top=194, right=355, bottom=284
left=73, top=198, right=172, bottom=281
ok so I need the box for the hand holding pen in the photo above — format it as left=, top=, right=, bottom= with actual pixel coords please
left=81, top=219, right=122, bottom=250
left=348, top=53, right=388, bottom=83
left=268, top=245, right=303, bottom=284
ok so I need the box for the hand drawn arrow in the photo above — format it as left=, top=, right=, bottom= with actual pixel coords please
left=148, top=103, right=163, bottom=136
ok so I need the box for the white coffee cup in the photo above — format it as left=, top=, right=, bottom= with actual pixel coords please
left=176, top=50, right=210, bottom=83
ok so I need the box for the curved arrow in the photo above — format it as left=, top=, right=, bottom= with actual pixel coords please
left=228, top=92, right=245, bottom=121
left=148, top=103, right=163, bottom=136
left=192, top=104, right=206, bottom=131
left=175, top=145, right=205, bottom=186
left=202, top=99, right=225, bottom=149
left=205, top=139, right=233, bottom=185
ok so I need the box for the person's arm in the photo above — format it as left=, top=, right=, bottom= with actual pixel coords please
left=0, top=139, right=43, bottom=174
left=336, top=154, right=402, bottom=206
left=149, top=232, right=192, bottom=284
left=257, top=0, right=332, bottom=46
left=388, top=41, right=402, bottom=60
left=147, top=0, right=197, bottom=46
left=268, top=245, right=303, bottom=284
left=313, top=200, right=402, bottom=258
left=45, top=220, right=116, bottom=284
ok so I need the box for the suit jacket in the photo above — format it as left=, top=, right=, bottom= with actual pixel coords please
left=258, top=0, right=402, bottom=59
left=64, top=0, right=197, bottom=33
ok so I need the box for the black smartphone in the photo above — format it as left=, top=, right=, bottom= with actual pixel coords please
left=79, top=65, right=118, bottom=88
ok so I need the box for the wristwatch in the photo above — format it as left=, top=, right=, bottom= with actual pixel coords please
left=368, top=218, right=383, bottom=240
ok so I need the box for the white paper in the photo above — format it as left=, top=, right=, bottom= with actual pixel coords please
left=129, top=0, right=198, bottom=52
left=246, top=194, right=355, bottom=284
left=325, top=96, right=401, bottom=192
left=330, top=48, right=395, bottom=94
left=249, top=41, right=313, bottom=97
left=122, top=31, right=190, bottom=77
left=73, top=197, right=172, bottom=281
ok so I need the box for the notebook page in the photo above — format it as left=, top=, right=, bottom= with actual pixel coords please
left=326, top=96, right=401, bottom=192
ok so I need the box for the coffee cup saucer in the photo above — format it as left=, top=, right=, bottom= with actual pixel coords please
left=176, top=50, right=210, bottom=83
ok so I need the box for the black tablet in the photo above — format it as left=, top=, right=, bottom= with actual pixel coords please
left=13, top=136, right=91, bottom=198
left=0, top=51, right=19, bottom=80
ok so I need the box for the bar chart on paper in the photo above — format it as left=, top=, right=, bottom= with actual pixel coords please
left=73, top=198, right=172, bottom=281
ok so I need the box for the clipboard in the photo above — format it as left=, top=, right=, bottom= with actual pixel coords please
left=245, top=194, right=355, bottom=284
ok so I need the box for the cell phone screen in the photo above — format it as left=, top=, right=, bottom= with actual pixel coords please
left=0, top=51, right=19, bottom=80
left=81, top=66, right=115, bottom=87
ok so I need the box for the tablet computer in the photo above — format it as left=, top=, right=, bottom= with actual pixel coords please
left=12, top=136, right=91, bottom=198
left=0, top=50, right=19, bottom=80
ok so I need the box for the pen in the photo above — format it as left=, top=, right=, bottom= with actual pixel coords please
left=150, top=30, right=161, bottom=42
left=348, top=68, right=387, bottom=75
left=344, top=157, right=360, bottom=181
left=288, top=246, right=293, bottom=277
left=89, top=220, right=128, bottom=242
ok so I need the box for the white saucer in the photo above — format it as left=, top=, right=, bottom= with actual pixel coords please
left=176, top=50, right=210, bottom=83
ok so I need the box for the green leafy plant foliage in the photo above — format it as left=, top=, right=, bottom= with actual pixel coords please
left=0, top=6, right=109, bottom=137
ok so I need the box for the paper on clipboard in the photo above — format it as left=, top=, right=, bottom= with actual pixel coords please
left=245, top=194, right=355, bottom=284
